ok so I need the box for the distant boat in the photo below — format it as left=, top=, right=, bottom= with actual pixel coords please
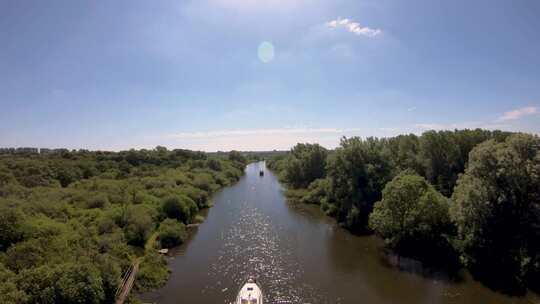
left=259, top=170, right=264, bottom=176
left=234, top=278, right=263, bottom=304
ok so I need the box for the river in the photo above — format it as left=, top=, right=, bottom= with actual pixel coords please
left=140, top=162, right=536, bottom=304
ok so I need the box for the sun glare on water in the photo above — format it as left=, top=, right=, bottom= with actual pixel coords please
left=258, top=41, right=275, bottom=63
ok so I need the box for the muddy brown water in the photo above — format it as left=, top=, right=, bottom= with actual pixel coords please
left=140, top=162, right=537, bottom=304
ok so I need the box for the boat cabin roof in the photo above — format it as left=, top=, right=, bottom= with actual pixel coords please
left=237, top=282, right=262, bottom=304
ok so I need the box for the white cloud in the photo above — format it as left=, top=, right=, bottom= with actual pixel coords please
left=497, top=106, right=538, bottom=121
left=163, top=127, right=363, bottom=151
left=413, top=105, right=539, bottom=133
left=326, top=18, right=382, bottom=37
left=168, top=127, right=361, bottom=139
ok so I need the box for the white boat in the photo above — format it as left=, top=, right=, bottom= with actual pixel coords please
left=234, top=278, right=263, bottom=304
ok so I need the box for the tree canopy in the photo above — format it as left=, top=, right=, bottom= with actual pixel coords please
left=369, top=172, right=451, bottom=251
left=0, top=146, right=246, bottom=303
left=283, top=143, right=328, bottom=188
left=451, top=133, right=540, bottom=290
left=268, top=129, right=538, bottom=290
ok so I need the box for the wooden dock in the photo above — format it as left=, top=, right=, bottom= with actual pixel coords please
left=115, top=261, right=140, bottom=304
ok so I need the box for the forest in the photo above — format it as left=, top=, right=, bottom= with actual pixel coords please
left=0, top=147, right=248, bottom=303
left=267, top=129, right=539, bottom=294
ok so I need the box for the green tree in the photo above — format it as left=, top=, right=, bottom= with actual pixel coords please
left=284, top=143, right=328, bottom=188
left=0, top=206, right=25, bottom=251
left=0, top=263, right=28, bottom=303
left=206, top=159, right=222, bottom=171
left=369, top=172, right=451, bottom=250
left=162, top=195, right=198, bottom=224
left=228, top=150, right=247, bottom=165
left=158, top=219, right=187, bottom=248
left=123, top=205, right=154, bottom=246
left=451, top=133, right=540, bottom=289
left=16, top=262, right=105, bottom=304
left=326, top=137, right=393, bottom=230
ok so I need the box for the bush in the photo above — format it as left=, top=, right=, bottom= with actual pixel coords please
left=5, top=238, right=46, bottom=272
left=162, top=195, right=198, bottom=224
left=369, top=172, right=451, bottom=250
left=123, top=205, right=154, bottom=247
left=16, top=262, right=105, bottom=304
left=192, top=173, right=215, bottom=192
left=301, top=178, right=329, bottom=205
left=0, top=206, right=25, bottom=251
left=206, top=159, right=222, bottom=171
left=135, top=253, right=170, bottom=292
left=180, top=186, right=209, bottom=209
left=86, top=194, right=109, bottom=209
left=194, top=215, right=205, bottom=224
left=158, top=219, right=187, bottom=248
left=0, top=263, right=28, bottom=303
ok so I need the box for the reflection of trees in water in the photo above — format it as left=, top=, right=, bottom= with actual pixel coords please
left=380, top=248, right=463, bottom=283
left=324, top=225, right=467, bottom=304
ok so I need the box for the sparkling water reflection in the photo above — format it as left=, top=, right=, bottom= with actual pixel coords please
left=139, top=162, right=537, bottom=304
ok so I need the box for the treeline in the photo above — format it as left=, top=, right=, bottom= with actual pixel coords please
left=0, top=147, right=248, bottom=303
left=267, top=129, right=539, bottom=293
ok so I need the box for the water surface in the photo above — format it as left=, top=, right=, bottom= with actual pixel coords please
left=140, top=162, right=537, bottom=304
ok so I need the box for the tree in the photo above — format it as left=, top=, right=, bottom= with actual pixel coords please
left=228, top=150, right=246, bottom=165
left=16, top=262, right=105, bottom=304
left=206, top=158, right=222, bottom=171
left=418, top=130, right=460, bottom=196
left=0, top=206, right=25, bottom=251
left=326, top=137, right=393, bottom=230
left=369, top=172, right=451, bottom=250
left=417, top=129, right=508, bottom=196
left=123, top=205, right=154, bottom=246
left=162, top=195, right=198, bottom=224
left=0, top=263, right=28, bottom=303
left=284, top=143, right=328, bottom=188
left=158, top=219, right=187, bottom=248
left=451, top=134, right=540, bottom=289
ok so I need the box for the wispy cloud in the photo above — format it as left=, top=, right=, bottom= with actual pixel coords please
left=160, top=127, right=363, bottom=151
left=414, top=121, right=515, bottom=131
left=497, top=106, right=538, bottom=121
left=413, top=105, right=538, bottom=132
left=326, top=18, right=382, bottom=37
left=168, top=128, right=361, bottom=140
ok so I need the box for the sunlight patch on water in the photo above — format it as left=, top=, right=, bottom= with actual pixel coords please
left=205, top=201, right=324, bottom=303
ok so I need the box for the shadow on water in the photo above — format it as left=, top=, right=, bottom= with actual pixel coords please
left=467, top=260, right=535, bottom=297
left=379, top=246, right=464, bottom=284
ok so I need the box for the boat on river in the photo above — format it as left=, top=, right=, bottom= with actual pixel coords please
left=234, top=278, right=263, bottom=304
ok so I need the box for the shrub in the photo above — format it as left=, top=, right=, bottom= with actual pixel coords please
left=135, top=253, right=170, bottom=292
left=206, top=159, right=222, bottom=171
left=162, top=195, right=198, bottom=224
left=0, top=206, right=25, bottom=251
left=123, top=205, right=154, bottom=247
left=86, top=194, right=109, bottom=209
left=158, top=219, right=187, bottom=248
left=192, top=173, right=214, bottom=192
left=369, top=172, right=451, bottom=250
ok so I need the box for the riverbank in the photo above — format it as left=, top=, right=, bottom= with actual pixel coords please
left=266, top=134, right=540, bottom=298
left=139, top=161, right=538, bottom=304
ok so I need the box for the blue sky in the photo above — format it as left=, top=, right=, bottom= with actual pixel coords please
left=1, top=0, right=539, bottom=151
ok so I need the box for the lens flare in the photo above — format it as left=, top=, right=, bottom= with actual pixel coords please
left=257, top=41, right=275, bottom=63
